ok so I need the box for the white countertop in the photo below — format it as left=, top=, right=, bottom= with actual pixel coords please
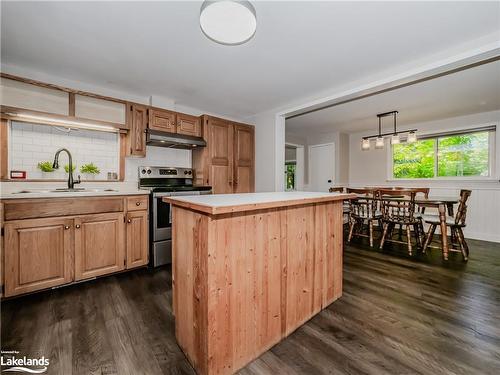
left=166, top=191, right=353, bottom=214
left=0, top=183, right=149, bottom=199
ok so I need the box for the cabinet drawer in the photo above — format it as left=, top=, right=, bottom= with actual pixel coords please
left=127, top=195, right=148, bottom=211
left=3, top=196, right=124, bottom=221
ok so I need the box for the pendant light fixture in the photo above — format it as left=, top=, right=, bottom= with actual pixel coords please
left=361, top=111, right=417, bottom=151
left=200, top=0, right=257, bottom=45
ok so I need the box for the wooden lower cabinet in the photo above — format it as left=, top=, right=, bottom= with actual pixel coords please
left=74, top=212, right=126, bottom=281
left=4, top=217, right=73, bottom=297
left=126, top=210, right=149, bottom=269
left=2, top=195, right=149, bottom=297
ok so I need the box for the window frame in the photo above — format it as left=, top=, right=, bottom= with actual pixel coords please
left=387, top=125, right=497, bottom=182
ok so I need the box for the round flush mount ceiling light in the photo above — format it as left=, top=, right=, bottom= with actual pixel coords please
left=200, top=0, right=257, bottom=45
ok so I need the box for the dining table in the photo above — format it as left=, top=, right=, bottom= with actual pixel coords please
left=350, top=194, right=460, bottom=259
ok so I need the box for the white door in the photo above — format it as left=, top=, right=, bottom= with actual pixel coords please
left=309, top=143, right=335, bottom=192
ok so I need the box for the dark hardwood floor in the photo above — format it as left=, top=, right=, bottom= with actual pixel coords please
left=2, top=236, right=499, bottom=375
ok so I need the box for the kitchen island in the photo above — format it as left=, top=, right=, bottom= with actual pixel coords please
left=165, top=191, right=354, bottom=375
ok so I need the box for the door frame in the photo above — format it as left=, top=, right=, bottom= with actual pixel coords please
left=308, top=142, right=335, bottom=191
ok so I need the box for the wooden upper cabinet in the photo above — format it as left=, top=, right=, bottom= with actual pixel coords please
left=233, top=124, right=255, bottom=193
left=74, top=212, right=125, bottom=281
left=192, top=116, right=255, bottom=193
left=4, top=217, right=73, bottom=297
left=177, top=113, right=201, bottom=137
left=149, top=107, right=177, bottom=133
left=127, top=103, right=148, bottom=157
left=126, top=210, right=149, bottom=269
left=209, top=117, right=234, bottom=194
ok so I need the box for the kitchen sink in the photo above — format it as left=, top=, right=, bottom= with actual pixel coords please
left=12, top=188, right=118, bottom=194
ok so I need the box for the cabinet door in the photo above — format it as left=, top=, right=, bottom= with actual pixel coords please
left=208, top=118, right=234, bottom=194
left=177, top=113, right=201, bottom=137
left=149, top=108, right=177, bottom=133
left=4, top=217, right=73, bottom=297
left=126, top=211, right=149, bottom=269
left=128, top=103, right=148, bottom=156
left=233, top=124, right=255, bottom=193
left=74, top=212, right=125, bottom=281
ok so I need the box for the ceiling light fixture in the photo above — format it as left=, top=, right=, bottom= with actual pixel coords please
left=200, top=0, right=257, bottom=45
left=361, top=111, right=417, bottom=150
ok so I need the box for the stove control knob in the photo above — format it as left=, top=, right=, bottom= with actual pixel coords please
left=184, top=170, right=188, bottom=175
left=141, top=169, right=146, bottom=174
left=147, top=170, right=152, bottom=174
left=188, top=171, right=192, bottom=175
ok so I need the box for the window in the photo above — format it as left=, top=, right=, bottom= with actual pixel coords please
left=392, top=128, right=495, bottom=179
left=285, top=163, right=296, bottom=190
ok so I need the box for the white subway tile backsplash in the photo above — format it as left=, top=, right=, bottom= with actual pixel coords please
left=9, top=121, right=120, bottom=180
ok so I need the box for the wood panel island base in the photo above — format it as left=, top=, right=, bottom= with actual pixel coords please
left=165, top=192, right=354, bottom=375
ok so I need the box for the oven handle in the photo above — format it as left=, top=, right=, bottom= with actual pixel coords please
left=153, top=191, right=203, bottom=198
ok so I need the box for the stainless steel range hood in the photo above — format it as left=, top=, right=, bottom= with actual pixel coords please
left=146, top=129, right=206, bottom=149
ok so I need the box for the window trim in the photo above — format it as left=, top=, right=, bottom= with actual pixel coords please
left=387, top=124, right=497, bottom=182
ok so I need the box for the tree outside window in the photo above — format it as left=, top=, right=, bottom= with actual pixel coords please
left=392, top=130, right=492, bottom=179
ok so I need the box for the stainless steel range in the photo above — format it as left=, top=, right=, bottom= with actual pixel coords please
left=138, top=166, right=212, bottom=266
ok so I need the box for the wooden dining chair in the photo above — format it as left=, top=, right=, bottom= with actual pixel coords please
left=422, top=190, right=472, bottom=261
left=378, top=189, right=423, bottom=255
left=346, top=188, right=381, bottom=247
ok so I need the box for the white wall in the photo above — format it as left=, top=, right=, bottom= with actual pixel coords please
left=348, top=110, right=500, bottom=242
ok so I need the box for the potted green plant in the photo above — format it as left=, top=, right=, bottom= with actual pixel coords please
left=80, top=163, right=100, bottom=180
left=64, top=164, right=76, bottom=174
left=37, top=161, right=55, bottom=178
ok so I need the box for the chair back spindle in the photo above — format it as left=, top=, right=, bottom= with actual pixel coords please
left=455, top=189, right=472, bottom=226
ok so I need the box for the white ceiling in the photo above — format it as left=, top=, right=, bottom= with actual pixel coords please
left=1, top=1, right=499, bottom=119
left=286, top=60, right=500, bottom=136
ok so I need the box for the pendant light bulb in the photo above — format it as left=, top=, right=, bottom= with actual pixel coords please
left=361, top=138, right=370, bottom=151
left=375, top=137, right=384, bottom=149
left=407, top=131, right=417, bottom=143
left=391, top=134, right=400, bottom=145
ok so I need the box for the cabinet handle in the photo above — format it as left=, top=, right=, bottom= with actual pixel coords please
left=136, top=202, right=141, bottom=206
left=64, top=225, right=70, bottom=230
left=75, top=224, right=81, bottom=229
left=127, top=219, right=132, bottom=223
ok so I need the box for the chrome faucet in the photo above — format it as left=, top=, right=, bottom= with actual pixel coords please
left=52, top=148, right=81, bottom=190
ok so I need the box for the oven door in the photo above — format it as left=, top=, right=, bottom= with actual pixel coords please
left=152, top=191, right=202, bottom=242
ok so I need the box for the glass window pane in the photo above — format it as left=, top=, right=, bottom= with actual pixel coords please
left=393, top=139, right=436, bottom=179
left=437, top=132, right=490, bottom=177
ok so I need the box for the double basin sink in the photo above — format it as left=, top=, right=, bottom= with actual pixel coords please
left=12, top=188, right=118, bottom=194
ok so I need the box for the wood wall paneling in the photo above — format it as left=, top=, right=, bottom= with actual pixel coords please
left=173, top=200, right=343, bottom=375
